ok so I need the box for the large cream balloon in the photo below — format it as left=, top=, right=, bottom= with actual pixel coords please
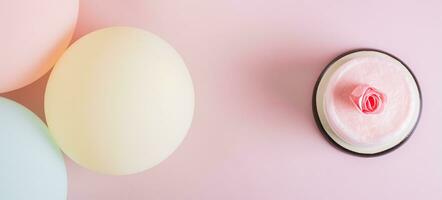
left=45, top=27, right=194, bottom=175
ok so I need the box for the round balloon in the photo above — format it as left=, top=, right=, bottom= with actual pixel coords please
left=0, top=0, right=78, bottom=93
left=45, top=27, right=195, bottom=175
left=0, top=97, right=67, bottom=199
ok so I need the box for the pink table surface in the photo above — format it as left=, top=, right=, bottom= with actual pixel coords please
left=3, top=0, right=442, bottom=199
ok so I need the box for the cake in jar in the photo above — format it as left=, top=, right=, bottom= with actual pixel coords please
left=313, top=49, right=422, bottom=156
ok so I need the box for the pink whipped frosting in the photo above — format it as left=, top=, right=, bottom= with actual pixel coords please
left=323, top=56, right=418, bottom=147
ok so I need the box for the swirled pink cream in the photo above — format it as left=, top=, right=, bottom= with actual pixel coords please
left=323, top=56, right=419, bottom=147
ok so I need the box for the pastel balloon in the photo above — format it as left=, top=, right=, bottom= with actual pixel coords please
left=45, top=27, right=195, bottom=175
left=0, top=97, right=67, bottom=200
left=0, top=0, right=78, bottom=93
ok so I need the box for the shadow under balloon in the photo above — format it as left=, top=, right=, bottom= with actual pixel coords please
left=1, top=71, right=51, bottom=122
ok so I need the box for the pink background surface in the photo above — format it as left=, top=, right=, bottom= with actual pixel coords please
left=2, top=0, right=442, bottom=199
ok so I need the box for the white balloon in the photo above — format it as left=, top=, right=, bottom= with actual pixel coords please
left=45, top=27, right=195, bottom=175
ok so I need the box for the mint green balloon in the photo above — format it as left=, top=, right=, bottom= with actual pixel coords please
left=0, top=97, right=66, bottom=200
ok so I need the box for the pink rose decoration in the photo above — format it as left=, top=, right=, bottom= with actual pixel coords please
left=350, top=84, right=386, bottom=114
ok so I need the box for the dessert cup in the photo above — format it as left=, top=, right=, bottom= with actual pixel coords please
left=313, top=49, right=422, bottom=156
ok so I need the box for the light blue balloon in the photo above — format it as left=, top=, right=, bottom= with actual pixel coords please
left=0, top=97, right=66, bottom=200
